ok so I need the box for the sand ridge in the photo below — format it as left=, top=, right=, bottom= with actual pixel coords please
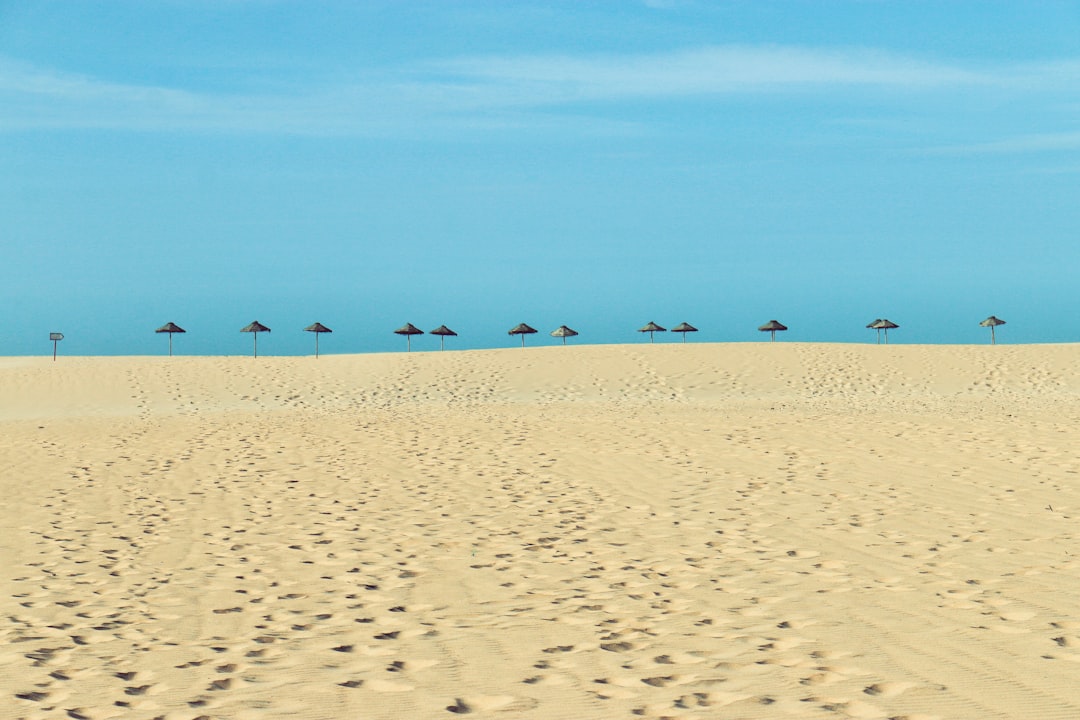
left=3, top=344, right=1080, bottom=719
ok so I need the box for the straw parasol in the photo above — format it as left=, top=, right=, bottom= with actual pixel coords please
left=430, top=325, right=457, bottom=350
left=508, top=323, right=537, bottom=347
left=671, top=322, right=698, bottom=343
left=980, top=315, right=1006, bottom=345
left=394, top=323, right=424, bottom=351
left=304, top=322, right=332, bottom=358
left=868, top=318, right=899, bottom=345
left=550, top=325, right=578, bottom=345
left=240, top=321, right=270, bottom=357
left=758, top=320, right=787, bottom=341
left=155, top=322, right=185, bottom=356
left=639, top=321, right=666, bottom=343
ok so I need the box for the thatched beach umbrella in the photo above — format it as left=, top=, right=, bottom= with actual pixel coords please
left=395, top=322, right=424, bottom=351
left=509, top=323, right=537, bottom=347
left=550, top=325, right=578, bottom=345
left=304, top=322, right=332, bottom=358
left=869, top=318, right=899, bottom=345
left=430, top=325, right=457, bottom=350
left=241, top=321, right=270, bottom=357
left=639, top=321, right=666, bottom=343
left=980, top=315, right=1006, bottom=345
left=877, top=319, right=898, bottom=344
left=155, top=322, right=186, bottom=356
left=671, top=322, right=698, bottom=343
left=758, top=320, right=787, bottom=341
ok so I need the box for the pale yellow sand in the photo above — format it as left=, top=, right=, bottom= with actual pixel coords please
left=3, top=344, right=1080, bottom=720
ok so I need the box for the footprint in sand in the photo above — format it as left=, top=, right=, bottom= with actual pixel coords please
left=864, top=681, right=917, bottom=697
left=445, top=695, right=526, bottom=713
left=599, top=641, right=634, bottom=652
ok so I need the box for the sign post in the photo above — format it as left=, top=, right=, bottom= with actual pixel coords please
left=49, top=332, right=64, bottom=361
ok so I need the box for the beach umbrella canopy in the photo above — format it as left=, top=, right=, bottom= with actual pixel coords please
left=671, top=322, right=698, bottom=343
left=508, top=323, right=537, bottom=347
left=758, top=320, right=787, bottom=341
left=394, top=322, right=424, bottom=351
left=550, top=325, right=579, bottom=345
left=430, top=325, right=458, bottom=350
left=304, top=322, right=332, bottom=358
left=241, top=321, right=270, bottom=357
left=980, top=315, right=1006, bottom=344
left=639, top=321, right=666, bottom=343
left=155, top=321, right=186, bottom=356
left=868, top=318, right=899, bottom=344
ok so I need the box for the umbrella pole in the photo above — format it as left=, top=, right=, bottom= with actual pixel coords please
left=521, top=334, right=525, bottom=348
left=315, top=333, right=319, bottom=359
left=169, top=333, right=173, bottom=357
left=254, top=333, right=258, bottom=358
left=991, top=326, right=996, bottom=345
left=441, top=336, right=445, bottom=350
left=884, top=329, right=889, bottom=345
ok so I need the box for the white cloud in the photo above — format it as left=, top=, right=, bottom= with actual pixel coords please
left=431, top=46, right=985, bottom=100
left=0, top=45, right=1073, bottom=136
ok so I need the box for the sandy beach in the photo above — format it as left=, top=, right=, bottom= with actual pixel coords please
left=3, top=343, right=1080, bottom=720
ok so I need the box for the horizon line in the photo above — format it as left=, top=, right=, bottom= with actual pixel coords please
left=7, top=339, right=1072, bottom=361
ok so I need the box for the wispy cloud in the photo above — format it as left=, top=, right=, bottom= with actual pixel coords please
left=0, top=45, right=1073, bottom=136
left=0, top=57, right=400, bottom=135
left=431, top=46, right=985, bottom=100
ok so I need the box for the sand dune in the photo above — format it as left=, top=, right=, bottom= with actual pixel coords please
left=3, top=343, right=1080, bottom=719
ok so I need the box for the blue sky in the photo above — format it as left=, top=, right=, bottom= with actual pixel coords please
left=2, top=1, right=1079, bottom=355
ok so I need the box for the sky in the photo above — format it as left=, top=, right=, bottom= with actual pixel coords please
left=2, top=1, right=1079, bottom=356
